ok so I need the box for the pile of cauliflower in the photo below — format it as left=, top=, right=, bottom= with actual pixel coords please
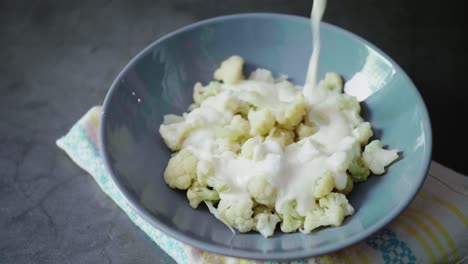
left=159, top=56, right=399, bottom=237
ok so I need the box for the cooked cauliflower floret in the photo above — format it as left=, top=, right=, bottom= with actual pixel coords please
left=196, top=159, right=214, bottom=186
left=362, top=140, right=399, bottom=175
left=353, top=122, right=373, bottom=144
left=159, top=117, right=191, bottom=151
left=249, top=68, right=275, bottom=83
left=217, top=197, right=255, bottom=233
left=326, top=151, right=353, bottom=185
left=196, top=160, right=230, bottom=192
left=193, top=81, right=222, bottom=106
left=253, top=206, right=281, bottom=238
left=296, top=122, right=317, bottom=140
left=240, top=136, right=263, bottom=159
left=216, top=115, right=250, bottom=142
left=337, top=174, right=354, bottom=195
left=336, top=94, right=360, bottom=112
left=275, top=96, right=307, bottom=130
left=215, top=138, right=241, bottom=154
left=276, top=79, right=299, bottom=96
left=347, top=112, right=364, bottom=128
left=313, top=170, right=335, bottom=198
left=163, top=114, right=185, bottom=124
left=247, top=175, right=277, bottom=208
left=186, top=182, right=220, bottom=208
left=334, top=94, right=363, bottom=127
left=338, top=136, right=361, bottom=161
left=277, top=200, right=303, bottom=233
left=220, top=95, right=251, bottom=116
left=214, top=55, right=245, bottom=84
left=205, top=201, right=236, bottom=234
left=199, top=91, right=244, bottom=115
left=252, top=140, right=283, bottom=161
left=265, top=127, right=295, bottom=148
left=348, top=156, right=371, bottom=183
left=303, top=192, right=354, bottom=232
left=234, top=100, right=251, bottom=117
left=248, top=108, right=276, bottom=136
left=336, top=94, right=363, bottom=127
left=323, top=72, right=343, bottom=93
left=163, top=149, right=198, bottom=190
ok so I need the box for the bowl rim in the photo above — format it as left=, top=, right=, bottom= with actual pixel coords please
left=100, top=12, right=432, bottom=260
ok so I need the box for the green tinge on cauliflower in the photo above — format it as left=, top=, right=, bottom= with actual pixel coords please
left=163, top=149, right=198, bottom=190
left=278, top=200, right=304, bottom=233
left=214, top=55, right=245, bottom=84
left=323, top=72, right=344, bottom=93
left=247, top=175, right=277, bottom=208
left=296, top=122, right=317, bottom=140
left=234, top=100, right=251, bottom=117
left=336, top=94, right=361, bottom=113
left=253, top=206, right=281, bottom=238
left=313, top=170, right=335, bottom=198
left=303, top=192, right=354, bottom=232
left=348, top=157, right=371, bottom=183
left=217, top=197, right=255, bottom=233
left=341, top=139, right=371, bottom=183
left=248, top=108, right=276, bottom=136
left=241, top=136, right=263, bottom=159
left=362, top=140, right=399, bottom=175
left=187, top=182, right=220, bottom=208
left=265, top=127, right=295, bottom=148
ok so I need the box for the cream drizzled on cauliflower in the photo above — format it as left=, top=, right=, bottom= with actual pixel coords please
left=159, top=56, right=399, bottom=237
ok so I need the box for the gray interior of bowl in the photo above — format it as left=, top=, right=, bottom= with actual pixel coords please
left=101, top=14, right=431, bottom=260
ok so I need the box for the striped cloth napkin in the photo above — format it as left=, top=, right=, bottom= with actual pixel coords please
left=57, top=106, right=468, bottom=264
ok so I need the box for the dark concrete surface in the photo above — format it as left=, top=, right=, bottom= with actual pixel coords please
left=0, top=0, right=466, bottom=263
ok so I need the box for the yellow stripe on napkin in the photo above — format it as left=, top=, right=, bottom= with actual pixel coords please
left=407, top=207, right=459, bottom=262
left=419, top=191, right=468, bottom=226
left=334, top=249, right=355, bottom=264
left=404, top=211, right=448, bottom=263
left=398, top=217, right=437, bottom=264
left=354, top=250, right=372, bottom=264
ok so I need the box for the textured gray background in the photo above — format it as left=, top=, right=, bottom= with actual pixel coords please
left=0, top=0, right=466, bottom=263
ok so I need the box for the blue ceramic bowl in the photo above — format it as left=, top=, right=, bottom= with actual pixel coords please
left=100, top=13, right=432, bottom=260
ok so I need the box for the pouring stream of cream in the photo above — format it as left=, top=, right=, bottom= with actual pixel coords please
left=304, top=0, right=327, bottom=99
